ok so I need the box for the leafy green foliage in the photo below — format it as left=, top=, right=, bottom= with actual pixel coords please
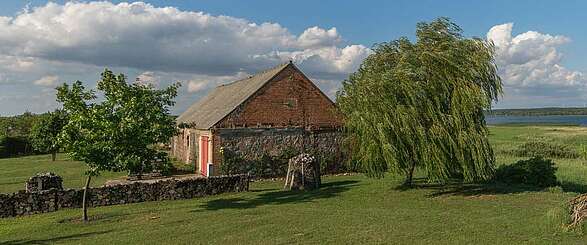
left=494, top=157, right=559, bottom=188
left=578, top=144, right=587, bottom=163
left=0, top=136, right=32, bottom=158
left=0, top=112, right=41, bottom=158
left=56, top=69, right=180, bottom=176
left=0, top=112, right=39, bottom=138
left=337, top=18, right=502, bottom=184
left=29, top=110, right=68, bottom=160
left=510, top=140, right=579, bottom=159
left=219, top=147, right=246, bottom=176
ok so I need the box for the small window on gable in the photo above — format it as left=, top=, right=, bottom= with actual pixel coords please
left=284, top=98, right=297, bottom=108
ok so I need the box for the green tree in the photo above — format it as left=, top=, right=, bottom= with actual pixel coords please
left=57, top=69, right=179, bottom=221
left=29, top=110, right=68, bottom=161
left=337, top=18, right=502, bottom=186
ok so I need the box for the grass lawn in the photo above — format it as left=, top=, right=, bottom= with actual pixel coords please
left=489, top=125, right=587, bottom=193
left=1, top=125, right=587, bottom=244
left=0, top=154, right=125, bottom=193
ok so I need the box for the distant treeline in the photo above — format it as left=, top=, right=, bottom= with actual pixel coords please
left=1, top=112, right=175, bottom=158
left=0, top=112, right=45, bottom=157
left=486, top=107, right=587, bottom=116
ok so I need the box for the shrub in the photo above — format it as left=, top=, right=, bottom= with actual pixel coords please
left=0, top=136, right=33, bottom=158
left=219, top=147, right=247, bottom=176
left=151, top=152, right=174, bottom=176
left=494, top=157, right=559, bottom=188
left=580, top=144, right=587, bottom=164
left=511, top=140, right=578, bottom=159
left=128, top=152, right=174, bottom=177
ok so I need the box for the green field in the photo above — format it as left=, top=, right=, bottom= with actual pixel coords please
left=1, top=125, right=587, bottom=244
left=0, top=154, right=125, bottom=193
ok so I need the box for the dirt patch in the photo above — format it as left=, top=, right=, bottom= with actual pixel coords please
left=464, top=194, right=497, bottom=200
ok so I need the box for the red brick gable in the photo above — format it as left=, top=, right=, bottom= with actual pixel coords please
left=214, top=64, right=342, bottom=129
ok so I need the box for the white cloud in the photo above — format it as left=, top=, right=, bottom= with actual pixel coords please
left=487, top=23, right=584, bottom=89
left=33, top=75, right=59, bottom=86
left=135, top=71, right=159, bottom=87
left=187, top=81, right=207, bottom=93
left=186, top=71, right=249, bottom=93
left=0, top=1, right=371, bottom=115
left=0, top=1, right=369, bottom=77
left=297, top=27, right=341, bottom=48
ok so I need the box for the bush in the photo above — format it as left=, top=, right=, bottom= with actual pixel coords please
left=494, top=157, right=559, bottom=188
left=511, top=140, right=578, bottom=159
left=151, top=152, right=174, bottom=176
left=0, top=136, right=33, bottom=158
left=128, top=152, right=174, bottom=177
left=219, top=147, right=247, bottom=176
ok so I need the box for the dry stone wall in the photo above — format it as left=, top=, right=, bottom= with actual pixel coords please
left=0, top=174, right=249, bottom=218
left=25, top=172, right=63, bottom=193
left=213, top=128, right=344, bottom=163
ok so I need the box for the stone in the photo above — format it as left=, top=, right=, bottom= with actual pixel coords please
left=25, top=173, right=63, bottom=193
left=284, top=153, right=321, bottom=191
left=1, top=174, right=250, bottom=218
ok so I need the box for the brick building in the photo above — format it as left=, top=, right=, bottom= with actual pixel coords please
left=171, top=62, right=343, bottom=176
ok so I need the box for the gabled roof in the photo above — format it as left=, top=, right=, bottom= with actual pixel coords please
left=177, top=62, right=291, bottom=129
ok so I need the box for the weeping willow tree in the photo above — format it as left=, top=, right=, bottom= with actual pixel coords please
left=337, top=18, right=502, bottom=185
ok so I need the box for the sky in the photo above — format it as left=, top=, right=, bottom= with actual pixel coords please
left=1, top=0, right=587, bottom=116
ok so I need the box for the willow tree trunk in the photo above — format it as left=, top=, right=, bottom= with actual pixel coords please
left=404, top=162, right=416, bottom=186
left=82, top=175, right=92, bottom=222
left=51, top=152, right=56, bottom=161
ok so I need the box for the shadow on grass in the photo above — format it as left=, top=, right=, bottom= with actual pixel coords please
left=394, top=178, right=587, bottom=198
left=1, top=230, right=112, bottom=245
left=560, top=181, right=587, bottom=194
left=194, top=180, right=358, bottom=212
left=57, top=211, right=147, bottom=224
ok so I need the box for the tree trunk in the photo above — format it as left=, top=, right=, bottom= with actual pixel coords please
left=51, top=152, right=56, bottom=161
left=82, top=175, right=92, bottom=222
left=404, top=162, right=416, bottom=187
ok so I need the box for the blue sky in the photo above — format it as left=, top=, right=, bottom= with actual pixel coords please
left=1, top=0, right=587, bottom=115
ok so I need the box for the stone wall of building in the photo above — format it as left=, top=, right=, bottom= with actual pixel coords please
left=212, top=128, right=345, bottom=174
left=0, top=174, right=249, bottom=218
left=171, top=128, right=207, bottom=165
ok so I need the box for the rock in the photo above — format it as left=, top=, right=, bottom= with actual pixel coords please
left=25, top=173, right=63, bottom=193
left=284, top=153, right=321, bottom=190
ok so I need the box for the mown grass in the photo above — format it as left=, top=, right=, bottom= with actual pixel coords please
left=1, top=125, right=587, bottom=244
left=1, top=175, right=585, bottom=244
left=0, top=154, right=125, bottom=193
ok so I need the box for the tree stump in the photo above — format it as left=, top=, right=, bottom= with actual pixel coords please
left=284, top=153, right=320, bottom=191
left=569, top=194, right=587, bottom=228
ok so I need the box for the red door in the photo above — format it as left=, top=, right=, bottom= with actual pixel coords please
left=200, top=136, right=209, bottom=176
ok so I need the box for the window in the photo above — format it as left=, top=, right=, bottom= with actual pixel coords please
left=187, top=135, right=190, bottom=147
left=284, top=98, right=297, bottom=108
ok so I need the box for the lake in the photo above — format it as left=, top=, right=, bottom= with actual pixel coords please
left=486, top=115, right=587, bottom=126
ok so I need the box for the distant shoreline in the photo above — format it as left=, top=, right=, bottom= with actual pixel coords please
left=485, top=107, right=587, bottom=116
